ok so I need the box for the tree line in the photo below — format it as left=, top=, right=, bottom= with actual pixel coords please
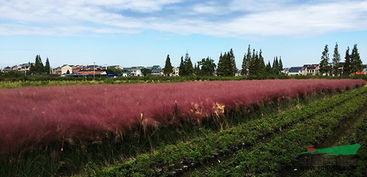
left=319, top=43, right=363, bottom=76
left=163, top=45, right=284, bottom=77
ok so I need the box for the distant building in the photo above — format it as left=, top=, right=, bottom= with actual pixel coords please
left=151, top=65, right=163, bottom=76
left=123, top=66, right=144, bottom=76
left=287, top=67, right=304, bottom=75
left=171, top=67, right=180, bottom=76
left=1, top=63, right=33, bottom=73
left=303, top=64, right=319, bottom=75
left=52, top=67, right=62, bottom=75
left=2, top=66, right=12, bottom=72
left=61, top=65, right=73, bottom=75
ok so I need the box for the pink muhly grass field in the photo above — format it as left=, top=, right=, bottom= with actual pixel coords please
left=0, top=79, right=365, bottom=155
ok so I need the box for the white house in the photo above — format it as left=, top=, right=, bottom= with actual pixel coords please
left=170, top=67, right=180, bottom=76
left=303, top=64, right=320, bottom=75
left=61, top=65, right=73, bottom=75
left=131, top=68, right=142, bottom=76
left=123, top=66, right=143, bottom=76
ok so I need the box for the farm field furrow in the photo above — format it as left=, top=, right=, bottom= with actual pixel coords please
left=194, top=89, right=367, bottom=177
left=93, top=87, right=367, bottom=177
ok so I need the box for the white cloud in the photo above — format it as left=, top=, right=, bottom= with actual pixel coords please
left=0, top=0, right=366, bottom=37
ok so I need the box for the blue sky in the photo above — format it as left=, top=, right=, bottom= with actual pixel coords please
left=0, top=0, right=367, bottom=68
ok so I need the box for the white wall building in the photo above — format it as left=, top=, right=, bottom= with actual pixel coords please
left=61, top=65, right=73, bottom=75
left=171, top=67, right=180, bottom=76
left=131, top=68, right=142, bottom=76
left=303, top=64, right=320, bottom=75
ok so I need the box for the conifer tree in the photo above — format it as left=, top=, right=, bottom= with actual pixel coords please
left=278, top=57, right=283, bottom=73
left=350, top=44, right=362, bottom=73
left=343, top=47, right=351, bottom=76
left=217, top=53, right=224, bottom=76
left=272, top=57, right=279, bottom=74
left=217, top=50, right=236, bottom=76
left=254, top=51, right=260, bottom=75
left=217, top=52, right=228, bottom=76
left=229, top=49, right=237, bottom=76
left=248, top=49, right=257, bottom=76
left=257, top=49, right=266, bottom=75
left=179, top=56, right=185, bottom=76
left=319, top=45, right=331, bottom=76
left=266, top=61, right=272, bottom=74
left=163, top=54, right=173, bottom=76
left=30, top=55, right=45, bottom=74
left=241, top=45, right=251, bottom=75
left=184, top=53, right=194, bottom=76
left=44, top=58, right=51, bottom=74
left=332, top=43, right=341, bottom=76
left=36, top=55, right=44, bottom=72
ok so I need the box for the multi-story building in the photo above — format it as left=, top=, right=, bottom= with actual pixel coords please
left=303, top=64, right=320, bottom=75
left=151, top=65, right=163, bottom=76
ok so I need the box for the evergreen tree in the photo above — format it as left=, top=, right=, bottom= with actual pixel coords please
left=199, top=57, right=216, bottom=76
left=257, top=49, right=266, bottom=75
left=194, top=63, right=200, bottom=75
left=229, top=49, right=237, bottom=76
left=343, top=47, right=351, bottom=76
left=44, top=58, right=51, bottom=74
left=217, top=53, right=227, bottom=76
left=36, top=55, right=44, bottom=72
left=350, top=44, right=362, bottom=73
left=30, top=55, right=45, bottom=74
left=217, top=50, right=236, bottom=76
left=253, top=51, right=260, bottom=75
left=272, top=57, right=279, bottom=74
left=179, top=56, right=185, bottom=76
left=332, top=43, right=341, bottom=76
left=184, top=53, right=194, bottom=76
left=179, top=53, right=193, bottom=76
left=241, top=45, right=251, bottom=75
left=278, top=57, right=283, bottom=73
left=265, top=61, right=272, bottom=74
left=163, top=54, right=173, bottom=76
left=248, top=49, right=257, bottom=76
left=319, top=45, right=331, bottom=76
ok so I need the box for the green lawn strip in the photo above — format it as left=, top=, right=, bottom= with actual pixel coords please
left=196, top=91, right=367, bottom=177
left=299, top=110, right=367, bottom=177
left=91, top=88, right=367, bottom=177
